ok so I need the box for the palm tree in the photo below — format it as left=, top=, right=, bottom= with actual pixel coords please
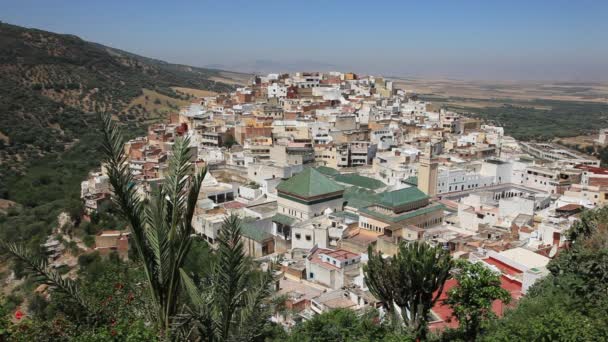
left=2, top=116, right=274, bottom=340
left=177, top=214, right=274, bottom=341
left=0, top=242, right=95, bottom=320
left=364, top=241, right=453, bottom=340
left=100, top=114, right=206, bottom=336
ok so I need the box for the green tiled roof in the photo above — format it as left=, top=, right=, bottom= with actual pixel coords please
left=345, top=197, right=374, bottom=210
left=343, top=186, right=379, bottom=209
left=271, top=213, right=297, bottom=226
left=334, top=173, right=386, bottom=190
left=277, top=168, right=344, bottom=198
left=240, top=221, right=273, bottom=242
left=403, top=176, right=418, bottom=186
left=359, top=203, right=445, bottom=223
left=315, top=166, right=339, bottom=176
left=377, top=187, right=428, bottom=208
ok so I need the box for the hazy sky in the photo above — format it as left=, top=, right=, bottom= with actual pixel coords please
left=2, top=0, right=608, bottom=81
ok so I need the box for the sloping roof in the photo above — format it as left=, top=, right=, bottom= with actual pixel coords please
left=334, top=173, right=386, bottom=190
left=276, top=168, right=344, bottom=198
left=240, top=221, right=273, bottom=242
left=271, top=213, right=297, bottom=226
left=315, top=166, right=339, bottom=176
left=343, top=186, right=379, bottom=209
left=359, top=203, right=444, bottom=223
left=403, top=176, right=418, bottom=186
left=377, top=187, right=428, bottom=208
left=556, top=203, right=583, bottom=212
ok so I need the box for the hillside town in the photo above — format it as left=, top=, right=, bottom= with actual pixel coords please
left=81, top=71, right=603, bottom=331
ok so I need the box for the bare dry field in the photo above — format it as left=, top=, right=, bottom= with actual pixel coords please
left=555, top=135, right=598, bottom=148
left=210, top=71, right=251, bottom=86
left=123, top=88, right=191, bottom=121
left=391, top=78, right=608, bottom=105
left=0, top=199, right=18, bottom=214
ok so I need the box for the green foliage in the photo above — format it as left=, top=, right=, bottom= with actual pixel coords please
left=4, top=293, right=23, bottom=312
left=4, top=251, right=158, bottom=340
left=177, top=214, right=276, bottom=341
left=364, top=242, right=453, bottom=339
left=223, top=133, right=237, bottom=148
left=287, top=309, right=413, bottom=342
left=481, top=276, right=608, bottom=341
left=481, top=205, right=608, bottom=341
left=0, top=128, right=121, bottom=254
left=0, top=21, right=234, bottom=170
left=0, top=241, right=95, bottom=318
left=182, top=236, right=216, bottom=280
left=0, top=296, right=9, bottom=339
left=71, top=319, right=159, bottom=342
left=101, top=114, right=207, bottom=335
left=445, top=260, right=511, bottom=341
left=83, top=234, right=95, bottom=248
left=425, top=96, right=608, bottom=141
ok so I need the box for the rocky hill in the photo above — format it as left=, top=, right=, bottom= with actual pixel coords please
left=0, top=22, right=242, bottom=166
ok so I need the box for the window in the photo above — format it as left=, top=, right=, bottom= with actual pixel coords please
left=309, top=272, right=314, bottom=279
left=295, top=233, right=301, bottom=240
left=305, top=235, right=311, bottom=241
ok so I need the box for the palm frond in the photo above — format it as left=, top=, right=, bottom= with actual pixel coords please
left=179, top=268, right=206, bottom=309
left=176, top=268, right=215, bottom=340
left=233, top=269, right=275, bottom=342
left=212, top=214, right=249, bottom=341
left=0, top=241, right=94, bottom=316
left=145, top=186, right=173, bottom=288
left=164, top=137, right=194, bottom=238
left=100, top=115, right=153, bottom=279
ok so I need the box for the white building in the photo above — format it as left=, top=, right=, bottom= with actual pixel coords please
left=267, top=83, right=288, bottom=98
left=437, top=168, right=495, bottom=194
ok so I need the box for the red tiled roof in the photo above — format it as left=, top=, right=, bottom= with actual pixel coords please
left=556, top=203, right=583, bottom=212
left=307, top=248, right=359, bottom=270
left=575, top=165, right=608, bottom=175
left=308, top=248, right=340, bottom=270
left=429, top=275, right=522, bottom=331
left=323, top=249, right=359, bottom=261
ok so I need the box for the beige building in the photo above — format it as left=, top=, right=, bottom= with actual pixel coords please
left=418, top=143, right=439, bottom=196
left=270, top=144, right=315, bottom=166
left=358, top=186, right=444, bottom=235
left=241, top=220, right=275, bottom=258
left=95, top=231, right=130, bottom=260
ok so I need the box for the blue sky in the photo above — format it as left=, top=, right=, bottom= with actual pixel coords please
left=2, top=0, right=607, bottom=81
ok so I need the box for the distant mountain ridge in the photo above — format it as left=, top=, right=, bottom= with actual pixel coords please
left=0, top=21, right=244, bottom=167
left=204, top=59, right=339, bottom=75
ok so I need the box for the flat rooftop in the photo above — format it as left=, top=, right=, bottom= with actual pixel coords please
left=247, top=201, right=278, bottom=215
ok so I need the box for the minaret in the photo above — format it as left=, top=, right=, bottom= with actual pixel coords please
left=418, top=142, right=438, bottom=196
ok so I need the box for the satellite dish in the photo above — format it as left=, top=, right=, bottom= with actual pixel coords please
left=548, top=245, right=558, bottom=258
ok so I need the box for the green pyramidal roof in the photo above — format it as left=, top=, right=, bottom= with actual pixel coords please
left=277, top=168, right=344, bottom=198
left=377, top=186, right=428, bottom=208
